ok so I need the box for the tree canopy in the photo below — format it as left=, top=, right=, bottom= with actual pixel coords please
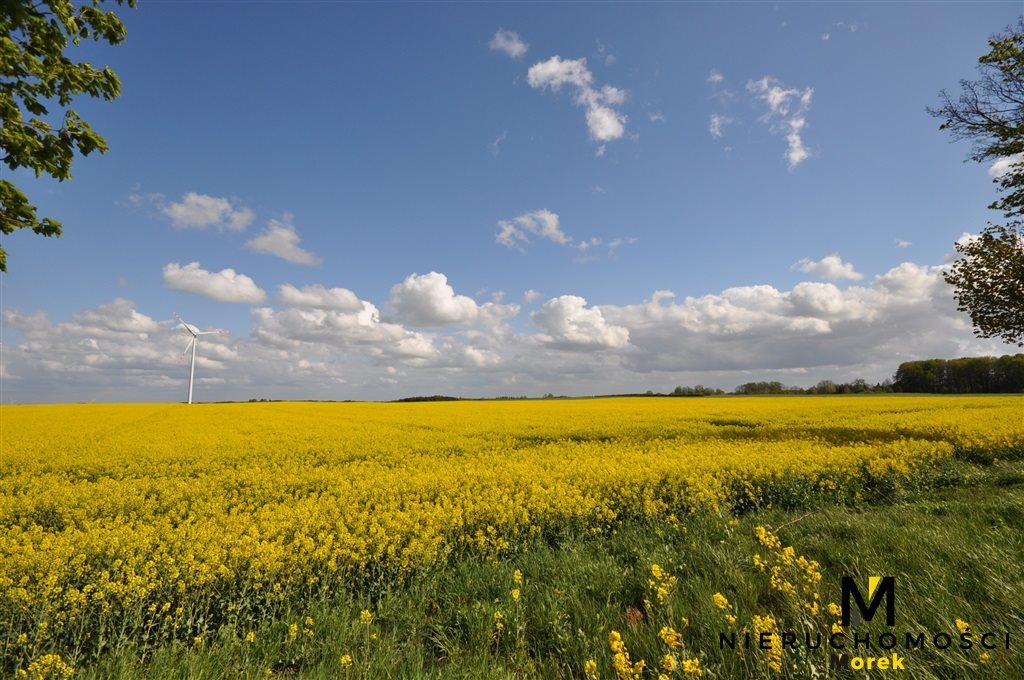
left=945, top=224, right=1024, bottom=345
left=0, top=0, right=135, bottom=272
left=931, top=19, right=1024, bottom=346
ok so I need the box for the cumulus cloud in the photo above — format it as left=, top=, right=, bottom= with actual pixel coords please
left=531, top=295, right=630, bottom=350
left=747, top=76, right=814, bottom=168
left=1, top=300, right=239, bottom=403
left=162, top=193, right=254, bottom=231
left=278, top=284, right=362, bottom=312
left=527, top=56, right=627, bottom=145
left=162, top=262, right=267, bottom=304
left=792, top=254, right=863, bottom=281
left=390, top=272, right=480, bottom=327
left=4, top=257, right=1015, bottom=403
left=245, top=215, right=321, bottom=266
left=895, top=239, right=912, bottom=249
left=600, top=261, right=992, bottom=374
left=496, top=209, right=571, bottom=249
left=523, top=289, right=542, bottom=304
left=252, top=302, right=437, bottom=360
left=955, top=232, right=979, bottom=248
left=68, top=298, right=162, bottom=336
left=989, top=153, right=1023, bottom=179
left=489, top=29, right=528, bottom=59
left=707, top=69, right=724, bottom=84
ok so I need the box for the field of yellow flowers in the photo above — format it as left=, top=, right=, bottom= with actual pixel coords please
left=1, top=396, right=1022, bottom=676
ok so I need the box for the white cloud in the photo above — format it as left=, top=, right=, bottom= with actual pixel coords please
left=390, top=272, right=480, bottom=327
left=527, top=55, right=593, bottom=90
left=821, top=32, right=830, bottom=41
left=252, top=303, right=437, bottom=360
left=599, top=85, right=626, bottom=105
left=747, top=76, right=814, bottom=168
left=245, top=215, right=321, bottom=266
left=163, top=262, right=267, bottom=304
left=791, top=254, right=864, bottom=281
left=523, top=289, right=542, bottom=304
left=70, top=298, right=162, bottom=336
left=707, top=69, right=724, bottom=84
left=162, top=193, right=254, bottom=231
left=601, top=261, right=993, bottom=375
left=709, top=113, right=731, bottom=139
left=988, top=153, right=1023, bottom=178
left=496, top=209, right=571, bottom=249
left=531, top=295, right=630, bottom=350
left=785, top=117, right=810, bottom=167
left=955, top=232, right=979, bottom=248
left=895, top=239, right=912, bottom=249
left=489, top=29, right=528, bottom=59
left=748, top=76, right=813, bottom=118
left=527, top=56, right=627, bottom=145
left=585, top=104, right=626, bottom=142
left=648, top=112, right=665, bottom=123
left=3, top=256, right=1016, bottom=402
left=278, top=284, right=362, bottom=312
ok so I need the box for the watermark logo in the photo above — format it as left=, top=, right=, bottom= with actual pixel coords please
left=841, top=575, right=895, bottom=626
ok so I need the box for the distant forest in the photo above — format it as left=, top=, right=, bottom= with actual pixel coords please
left=891, top=354, right=1024, bottom=393
left=729, top=354, right=1024, bottom=395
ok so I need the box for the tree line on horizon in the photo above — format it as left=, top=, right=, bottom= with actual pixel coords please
left=719, top=353, right=1024, bottom=395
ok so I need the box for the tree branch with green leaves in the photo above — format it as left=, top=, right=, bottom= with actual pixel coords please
left=0, top=0, right=136, bottom=272
left=931, top=18, right=1024, bottom=347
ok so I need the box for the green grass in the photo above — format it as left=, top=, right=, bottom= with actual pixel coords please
left=66, top=459, right=1024, bottom=679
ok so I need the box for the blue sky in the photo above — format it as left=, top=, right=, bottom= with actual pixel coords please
left=2, top=1, right=1019, bottom=402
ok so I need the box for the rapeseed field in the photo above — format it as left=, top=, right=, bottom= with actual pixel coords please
left=1, top=396, right=1021, bottom=677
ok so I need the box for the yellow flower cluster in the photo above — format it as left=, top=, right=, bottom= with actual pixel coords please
left=712, top=593, right=737, bottom=626
left=752, top=614, right=783, bottom=674
left=16, top=654, right=74, bottom=679
left=608, top=630, right=645, bottom=680
left=753, top=526, right=822, bottom=615
left=656, top=623, right=703, bottom=677
left=0, top=396, right=1018, bottom=661
left=648, top=564, right=677, bottom=607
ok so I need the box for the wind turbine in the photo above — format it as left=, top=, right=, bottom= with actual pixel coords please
left=175, top=314, right=225, bottom=404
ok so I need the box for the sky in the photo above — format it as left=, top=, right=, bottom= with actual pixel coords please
left=1, top=1, right=1020, bottom=403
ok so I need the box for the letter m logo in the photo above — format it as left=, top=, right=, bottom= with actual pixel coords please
left=841, top=576, right=895, bottom=626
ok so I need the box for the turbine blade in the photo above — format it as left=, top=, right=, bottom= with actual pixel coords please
left=175, top=313, right=200, bottom=335
left=180, top=338, right=195, bottom=358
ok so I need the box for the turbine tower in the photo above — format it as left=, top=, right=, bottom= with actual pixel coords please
left=175, top=314, right=225, bottom=404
